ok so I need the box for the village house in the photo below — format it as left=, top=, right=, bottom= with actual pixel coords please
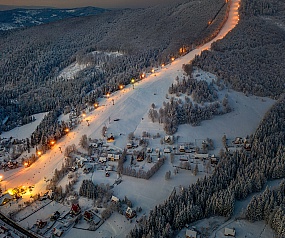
left=164, top=148, right=171, bottom=153
left=179, top=145, right=186, bottom=152
left=107, top=134, right=115, bottom=142
left=36, top=220, right=47, bottom=229
left=70, top=203, right=81, bottom=216
left=224, top=227, right=236, bottom=237
left=107, top=153, right=120, bottom=161
left=84, top=211, right=93, bottom=222
left=126, top=207, right=136, bottom=219
left=126, top=142, right=133, bottom=149
left=137, top=152, right=145, bottom=161
left=0, top=193, right=12, bottom=206
left=50, top=211, right=60, bottom=221
left=210, top=156, right=219, bottom=165
left=164, top=135, right=173, bottom=144
left=83, top=164, right=93, bottom=174
left=99, top=156, right=107, bottom=163
left=53, top=227, right=63, bottom=237
left=111, top=195, right=120, bottom=203
left=194, top=153, right=209, bottom=160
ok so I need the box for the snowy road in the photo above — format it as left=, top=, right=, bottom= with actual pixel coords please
left=3, top=0, right=242, bottom=196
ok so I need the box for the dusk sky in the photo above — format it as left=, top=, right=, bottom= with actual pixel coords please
left=0, top=0, right=174, bottom=9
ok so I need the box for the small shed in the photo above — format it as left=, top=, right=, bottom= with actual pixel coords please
left=186, top=229, right=197, bottom=238
left=224, top=227, right=236, bottom=237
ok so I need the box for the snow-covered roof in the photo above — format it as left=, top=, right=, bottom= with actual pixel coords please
left=224, top=227, right=236, bottom=236
left=186, top=229, right=197, bottom=238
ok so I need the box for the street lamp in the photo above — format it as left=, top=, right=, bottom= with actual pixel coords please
left=131, top=78, right=135, bottom=89
left=37, top=151, right=42, bottom=156
left=107, top=93, right=110, bottom=98
left=0, top=175, right=3, bottom=182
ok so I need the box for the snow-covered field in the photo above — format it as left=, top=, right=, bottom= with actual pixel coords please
left=0, top=0, right=277, bottom=237
left=1, top=112, right=47, bottom=140
left=57, top=62, right=90, bottom=80
left=57, top=51, right=123, bottom=80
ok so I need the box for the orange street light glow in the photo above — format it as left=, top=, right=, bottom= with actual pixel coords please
left=171, top=57, right=175, bottom=61
left=50, top=141, right=55, bottom=146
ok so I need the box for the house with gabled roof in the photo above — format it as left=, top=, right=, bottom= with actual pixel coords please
left=70, top=203, right=81, bottom=216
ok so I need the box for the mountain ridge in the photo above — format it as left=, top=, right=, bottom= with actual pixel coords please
left=0, top=6, right=108, bottom=31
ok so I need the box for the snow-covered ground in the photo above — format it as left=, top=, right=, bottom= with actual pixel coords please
left=0, top=0, right=277, bottom=237
left=1, top=112, right=47, bottom=140
left=57, top=62, right=90, bottom=80
left=57, top=51, right=123, bottom=80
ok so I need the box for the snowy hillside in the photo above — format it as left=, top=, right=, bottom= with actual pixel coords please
left=0, top=0, right=278, bottom=237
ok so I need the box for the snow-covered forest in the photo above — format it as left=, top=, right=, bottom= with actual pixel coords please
left=148, top=72, right=231, bottom=135
left=246, top=180, right=285, bottom=237
left=191, top=0, right=285, bottom=99
left=0, top=0, right=229, bottom=133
